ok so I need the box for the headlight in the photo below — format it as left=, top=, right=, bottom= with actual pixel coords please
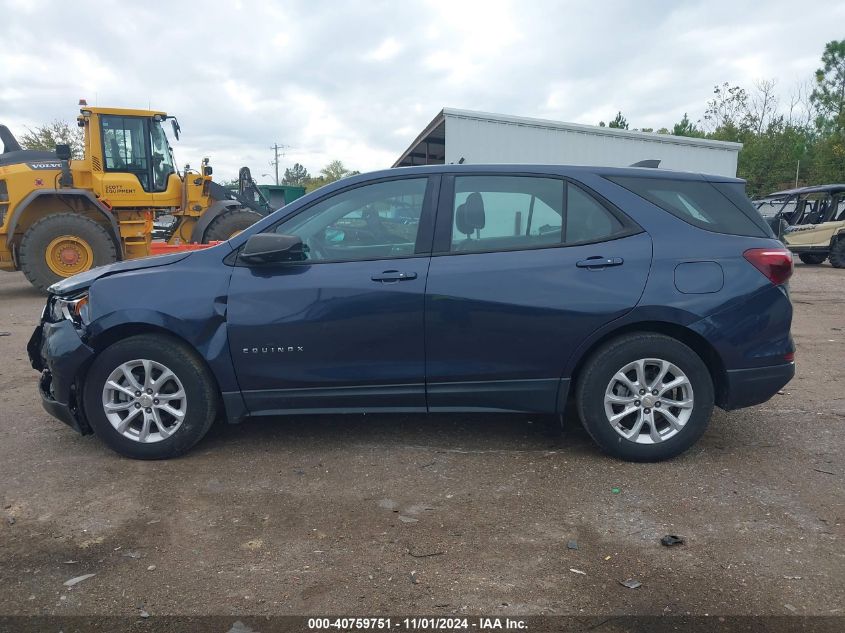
left=49, top=293, right=90, bottom=325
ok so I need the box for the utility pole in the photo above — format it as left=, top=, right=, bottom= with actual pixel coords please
left=794, top=160, right=800, bottom=188
left=270, top=143, right=288, bottom=186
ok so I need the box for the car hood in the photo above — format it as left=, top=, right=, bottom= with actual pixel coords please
left=48, top=252, right=194, bottom=296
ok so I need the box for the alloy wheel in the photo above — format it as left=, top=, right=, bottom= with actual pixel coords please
left=101, top=359, right=187, bottom=443
left=603, top=358, right=694, bottom=444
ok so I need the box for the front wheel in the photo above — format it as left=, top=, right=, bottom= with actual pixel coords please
left=829, top=239, right=845, bottom=269
left=19, top=212, right=118, bottom=293
left=575, top=333, right=714, bottom=462
left=82, top=334, right=218, bottom=459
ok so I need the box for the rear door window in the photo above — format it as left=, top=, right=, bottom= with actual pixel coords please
left=608, top=176, right=772, bottom=237
left=449, top=176, right=632, bottom=253
left=566, top=184, right=624, bottom=243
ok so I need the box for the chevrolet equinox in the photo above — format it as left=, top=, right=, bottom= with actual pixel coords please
left=29, top=165, right=795, bottom=461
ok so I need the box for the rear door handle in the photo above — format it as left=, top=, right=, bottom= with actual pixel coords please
left=576, top=256, right=624, bottom=269
left=371, top=270, right=418, bottom=282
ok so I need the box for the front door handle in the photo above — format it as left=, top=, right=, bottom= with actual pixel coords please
left=371, top=270, right=418, bottom=282
left=576, top=256, right=624, bottom=269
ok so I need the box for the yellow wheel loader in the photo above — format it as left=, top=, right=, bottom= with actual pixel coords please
left=0, top=105, right=266, bottom=291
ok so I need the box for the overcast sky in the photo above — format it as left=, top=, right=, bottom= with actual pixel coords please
left=1, top=0, right=842, bottom=182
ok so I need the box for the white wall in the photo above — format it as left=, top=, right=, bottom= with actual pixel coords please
left=444, top=115, right=740, bottom=177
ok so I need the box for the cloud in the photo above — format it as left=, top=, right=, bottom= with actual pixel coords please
left=0, top=0, right=842, bottom=181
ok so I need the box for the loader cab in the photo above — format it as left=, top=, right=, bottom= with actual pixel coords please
left=81, top=107, right=183, bottom=207
left=100, top=115, right=176, bottom=193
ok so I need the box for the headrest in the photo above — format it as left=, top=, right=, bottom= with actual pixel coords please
left=455, top=193, right=485, bottom=236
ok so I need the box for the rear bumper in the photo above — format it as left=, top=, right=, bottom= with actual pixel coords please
left=721, top=362, right=795, bottom=410
left=27, top=320, right=94, bottom=435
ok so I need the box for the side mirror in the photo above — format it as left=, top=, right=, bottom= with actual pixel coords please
left=55, top=144, right=72, bottom=160
left=240, top=233, right=306, bottom=264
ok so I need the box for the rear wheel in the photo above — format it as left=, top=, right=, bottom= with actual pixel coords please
left=203, top=208, right=263, bottom=242
left=575, top=333, right=714, bottom=462
left=82, top=334, right=218, bottom=459
left=829, top=239, right=845, bottom=269
left=798, top=252, right=828, bottom=265
left=19, top=213, right=117, bottom=293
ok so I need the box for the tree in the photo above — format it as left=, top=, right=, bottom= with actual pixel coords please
left=301, top=160, right=361, bottom=192
left=283, top=162, right=310, bottom=186
left=20, top=120, right=84, bottom=158
left=750, top=79, right=779, bottom=136
left=703, top=83, right=753, bottom=140
left=672, top=113, right=703, bottom=137
left=319, top=160, right=352, bottom=183
left=608, top=111, right=629, bottom=129
left=810, top=39, right=845, bottom=134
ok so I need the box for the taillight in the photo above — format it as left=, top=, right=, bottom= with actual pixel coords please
left=743, top=248, right=793, bottom=285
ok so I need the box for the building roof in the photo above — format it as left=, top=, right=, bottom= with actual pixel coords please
left=394, top=108, right=742, bottom=168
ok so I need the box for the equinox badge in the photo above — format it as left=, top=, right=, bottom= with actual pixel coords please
left=243, top=346, right=304, bottom=354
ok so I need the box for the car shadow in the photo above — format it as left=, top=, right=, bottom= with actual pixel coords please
left=200, top=411, right=599, bottom=457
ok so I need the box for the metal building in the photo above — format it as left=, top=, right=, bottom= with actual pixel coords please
left=394, top=108, right=742, bottom=177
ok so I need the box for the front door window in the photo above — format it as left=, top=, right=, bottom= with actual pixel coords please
left=273, top=178, right=428, bottom=262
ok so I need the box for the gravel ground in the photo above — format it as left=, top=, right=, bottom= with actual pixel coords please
left=0, top=264, right=842, bottom=620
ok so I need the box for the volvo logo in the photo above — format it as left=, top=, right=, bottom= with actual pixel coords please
left=242, top=345, right=304, bottom=354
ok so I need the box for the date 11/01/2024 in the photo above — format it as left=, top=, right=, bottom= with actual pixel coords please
left=307, top=618, right=528, bottom=630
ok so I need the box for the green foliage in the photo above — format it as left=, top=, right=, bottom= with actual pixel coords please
left=608, top=111, right=629, bottom=129
left=283, top=162, right=310, bottom=186
left=20, top=120, right=84, bottom=158
left=672, top=113, right=704, bottom=138
left=303, top=160, right=360, bottom=193
left=320, top=160, right=352, bottom=182
left=811, top=39, right=845, bottom=134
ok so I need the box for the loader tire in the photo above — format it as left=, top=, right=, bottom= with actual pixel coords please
left=202, top=208, right=263, bottom=242
left=19, top=213, right=118, bottom=293
left=829, top=239, right=845, bottom=269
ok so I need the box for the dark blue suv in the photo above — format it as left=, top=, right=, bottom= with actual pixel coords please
left=28, top=165, right=795, bottom=461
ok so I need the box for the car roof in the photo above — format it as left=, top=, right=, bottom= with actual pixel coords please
left=344, top=163, right=745, bottom=185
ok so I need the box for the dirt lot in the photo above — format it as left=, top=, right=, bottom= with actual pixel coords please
left=0, top=264, right=843, bottom=620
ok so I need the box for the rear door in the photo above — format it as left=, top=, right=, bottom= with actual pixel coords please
left=424, top=173, right=652, bottom=412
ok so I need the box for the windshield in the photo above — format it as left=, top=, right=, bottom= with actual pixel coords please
left=150, top=120, right=176, bottom=191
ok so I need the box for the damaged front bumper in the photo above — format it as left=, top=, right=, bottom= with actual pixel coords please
left=28, top=319, right=95, bottom=435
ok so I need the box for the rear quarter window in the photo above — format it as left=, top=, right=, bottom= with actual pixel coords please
left=608, top=176, right=773, bottom=238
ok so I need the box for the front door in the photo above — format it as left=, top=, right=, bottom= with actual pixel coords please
left=227, top=176, right=436, bottom=415
left=425, top=174, right=652, bottom=412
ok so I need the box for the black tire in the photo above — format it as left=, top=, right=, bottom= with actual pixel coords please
left=575, top=333, right=714, bottom=462
left=829, top=239, right=845, bottom=269
left=19, top=212, right=118, bottom=293
left=798, top=253, right=828, bottom=265
left=203, top=208, right=263, bottom=242
left=82, top=334, right=218, bottom=459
